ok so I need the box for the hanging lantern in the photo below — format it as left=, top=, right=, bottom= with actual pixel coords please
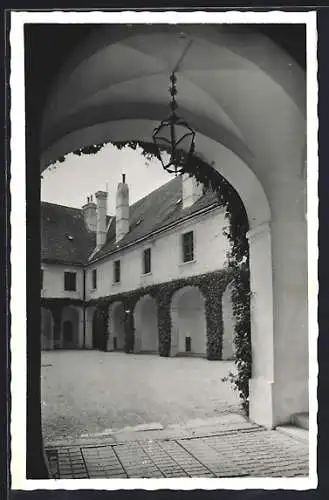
left=152, top=73, right=196, bottom=176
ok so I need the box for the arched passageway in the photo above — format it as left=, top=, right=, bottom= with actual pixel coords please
left=61, top=306, right=80, bottom=349
left=41, top=307, right=54, bottom=350
left=171, top=286, right=206, bottom=357
left=221, top=283, right=235, bottom=361
left=133, top=295, right=158, bottom=353
left=38, top=24, right=309, bottom=428
left=108, top=301, right=125, bottom=351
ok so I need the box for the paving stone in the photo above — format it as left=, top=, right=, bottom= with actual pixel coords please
left=157, top=440, right=212, bottom=477
left=46, top=414, right=309, bottom=479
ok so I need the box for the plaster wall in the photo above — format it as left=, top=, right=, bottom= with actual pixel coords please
left=87, top=207, right=229, bottom=300
left=41, top=263, right=84, bottom=300
left=133, top=296, right=158, bottom=353
left=171, top=287, right=206, bottom=356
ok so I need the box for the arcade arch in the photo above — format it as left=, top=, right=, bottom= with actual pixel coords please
left=133, top=295, right=158, bottom=353
left=61, top=306, right=82, bottom=349
left=170, top=286, right=206, bottom=357
left=108, top=301, right=125, bottom=351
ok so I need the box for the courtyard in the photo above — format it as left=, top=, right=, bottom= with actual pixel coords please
left=41, top=350, right=241, bottom=444
left=42, top=350, right=309, bottom=479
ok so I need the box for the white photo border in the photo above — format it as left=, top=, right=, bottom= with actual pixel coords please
left=10, top=9, right=318, bottom=491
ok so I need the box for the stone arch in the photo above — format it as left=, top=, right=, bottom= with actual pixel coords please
left=170, top=286, right=206, bottom=357
left=107, top=301, right=125, bottom=351
left=61, top=306, right=81, bottom=349
left=133, top=294, right=159, bottom=354
left=38, top=26, right=309, bottom=427
left=41, top=307, right=54, bottom=350
left=221, top=282, right=235, bottom=361
left=92, top=307, right=106, bottom=350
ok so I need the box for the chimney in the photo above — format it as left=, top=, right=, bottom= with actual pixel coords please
left=82, top=196, right=97, bottom=232
left=95, top=190, right=108, bottom=248
left=116, top=173, right=129, bottom=242
left=182, top=173, right=203, bottom=209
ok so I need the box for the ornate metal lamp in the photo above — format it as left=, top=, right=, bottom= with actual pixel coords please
left=152, top=72, right=196, bottom=176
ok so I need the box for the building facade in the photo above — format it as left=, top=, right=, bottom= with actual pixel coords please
left=41, top=173, right=236, bottom=359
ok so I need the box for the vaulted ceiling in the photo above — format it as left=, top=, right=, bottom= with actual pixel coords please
left=25, top=23, right=306, bottom=226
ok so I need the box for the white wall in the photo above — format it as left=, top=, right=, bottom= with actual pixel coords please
left=171, top=287, right=206, bottom=356
left=41, top=263, right=84, bottom=299
left=87, top=207, right=229, bottom=300
left=134, top=295, right=158, bottom=353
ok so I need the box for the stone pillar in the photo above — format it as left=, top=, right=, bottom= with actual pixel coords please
left=77, top=308, right=84, bottom=348
left=247, top=222, right=275, bottom=428
left=85, top=308, right=94, bottom=349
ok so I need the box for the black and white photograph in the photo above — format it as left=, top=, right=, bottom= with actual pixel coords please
left=9, top=9, right=318, bottom=490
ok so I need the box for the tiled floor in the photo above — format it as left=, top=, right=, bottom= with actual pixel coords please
left=45, top=419, right=309, bottom=479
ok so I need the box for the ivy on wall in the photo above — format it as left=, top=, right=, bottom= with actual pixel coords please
left=88, top=269, right=229, bottom=360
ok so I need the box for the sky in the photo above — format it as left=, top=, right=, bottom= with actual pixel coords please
left=41, top=143, right=171, bottom=215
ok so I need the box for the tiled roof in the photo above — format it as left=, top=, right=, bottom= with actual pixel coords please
left=41, top=202, right=96, bottom=265
left=41, top=176, right=221, bottom=266
left=91, top=175, right=221, bottom=262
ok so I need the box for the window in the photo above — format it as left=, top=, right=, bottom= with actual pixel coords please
left=143, top=248, right=151, bottom=274
left=182, top=231, right=194, bottom=262
left=92, top=269, right=97, bottom=289
left=40, top=269, right=43, bottom=290
left=64, top=271, right=77, bottom=291
left=113, top=260, right=121, bottom=283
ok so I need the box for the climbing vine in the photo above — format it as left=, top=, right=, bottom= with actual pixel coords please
left=88, top=269, right=229, bottom=359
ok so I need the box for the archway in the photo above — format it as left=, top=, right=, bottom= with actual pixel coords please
left=133, top=295, right=158, bottom=353
left=221, top=283, right=235, bottom=361
left=41, top=307, right=54, bottom=350
left=107, top=301, right=125, bottom=351
left=38, top=25, right=308, bottom=428
left=92, top=308, right=107, bottom=350
left=61, top=306, right=80, bottom=349
left=170, top=286, right=207, bottom=357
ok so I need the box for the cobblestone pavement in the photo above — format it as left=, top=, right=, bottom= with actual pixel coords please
left=41, top=351, right=241, bottom=442
left=45, top=417, right=309, bottom=479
